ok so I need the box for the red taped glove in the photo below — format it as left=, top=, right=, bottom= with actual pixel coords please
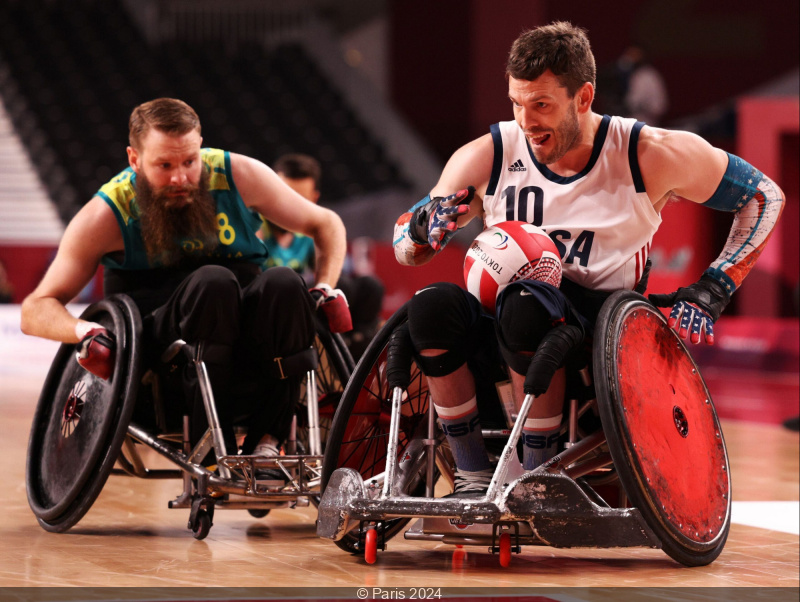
left=310, top=283, right=353, bottom=334
left=76, top=326, right=116, bottom=380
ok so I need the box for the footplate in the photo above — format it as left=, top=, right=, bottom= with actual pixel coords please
left=318, top=467, right=661, bottom=549
left=507, top=472, right=659, bottom=548
left=220, top=453, right=324, bottom=496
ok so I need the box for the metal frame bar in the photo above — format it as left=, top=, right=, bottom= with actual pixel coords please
left=305, top=369, right=322, bottom=456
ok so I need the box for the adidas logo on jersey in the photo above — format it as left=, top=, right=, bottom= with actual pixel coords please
left=508, top=159, right=526, bottom=172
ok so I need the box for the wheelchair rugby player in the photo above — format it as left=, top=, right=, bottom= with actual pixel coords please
left=22, top=98, right=353, bottom=538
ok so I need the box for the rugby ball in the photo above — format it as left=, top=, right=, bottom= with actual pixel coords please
left=463, top=221, right=562, bottom=313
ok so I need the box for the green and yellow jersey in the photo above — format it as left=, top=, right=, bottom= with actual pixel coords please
left=96, top=148, right=268, bottom=270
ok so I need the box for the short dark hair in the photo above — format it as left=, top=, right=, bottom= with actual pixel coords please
left=128, top=98, right=201, bottom=149
left=273, top=153, right=322, bottom=189
left=506, top=21, right=596, bottom=97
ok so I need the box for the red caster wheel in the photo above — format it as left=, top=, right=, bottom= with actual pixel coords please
left=498, top=533, right=511, bottom=568
left=364, top=528, right=378, bottom=564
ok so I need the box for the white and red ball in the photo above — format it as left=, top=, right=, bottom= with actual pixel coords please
left=463, top=221, right=562, bottom=313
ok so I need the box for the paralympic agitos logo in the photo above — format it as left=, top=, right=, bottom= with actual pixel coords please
left=492, top=232, right=509, bottom=250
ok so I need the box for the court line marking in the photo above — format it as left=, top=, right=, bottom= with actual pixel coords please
left=731, top=501, right=799, bottom=535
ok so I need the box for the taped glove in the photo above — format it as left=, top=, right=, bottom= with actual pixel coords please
left=412, top=187, right=473, bottom=252
left=310, top=283, right=353, bottom=333
left=76, top=325, right=116, bottom=380
left=649, top=275, right=730, bottom=345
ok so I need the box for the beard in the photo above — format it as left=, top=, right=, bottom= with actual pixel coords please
left=136, top=169, right=219, bottom=267
left=528, top=102, right=581, bottom=166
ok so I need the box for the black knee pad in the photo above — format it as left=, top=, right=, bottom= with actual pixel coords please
left=407, top=282, right=479, bottom=376
left=407, top=282, right=477, bottom=350
left=496, top=286, right=554, bottom=374
left=414, top=349, right=467, bottom=377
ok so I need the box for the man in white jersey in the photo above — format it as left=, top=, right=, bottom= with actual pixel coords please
left=392, top=21, right=784, bottom=496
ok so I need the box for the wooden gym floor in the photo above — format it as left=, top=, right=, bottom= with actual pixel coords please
left=0, top=366, right=797, bottom=600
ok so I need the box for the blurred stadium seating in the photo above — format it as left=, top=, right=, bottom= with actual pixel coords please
left=0, top=0, right=409, bottom=225
left=0, top=0, right=795, bottom=428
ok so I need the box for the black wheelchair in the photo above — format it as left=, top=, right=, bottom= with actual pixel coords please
left=26, top=294, right=354, bottom=539
left=317, top=290, right=731, bottom=567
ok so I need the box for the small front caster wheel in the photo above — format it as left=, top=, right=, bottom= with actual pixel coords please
left=498, top=532, right=511, bottom=567
left=192, top=509, right=212, bottom=540
left=364, top=528, right=378, bottom=564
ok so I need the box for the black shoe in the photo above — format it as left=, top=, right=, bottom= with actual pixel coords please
left=255, top=468, right=286, bottom=482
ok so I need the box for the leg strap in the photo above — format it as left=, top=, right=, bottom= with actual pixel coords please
left=269, top=346, right=318, bottom=379
left=414, top=348, right=466, bottom=377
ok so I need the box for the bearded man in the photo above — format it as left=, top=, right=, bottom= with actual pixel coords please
left=21, top=98, right=348, bottom=465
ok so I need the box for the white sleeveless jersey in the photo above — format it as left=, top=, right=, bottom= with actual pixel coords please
left=483, top=116, right=661, bottom=291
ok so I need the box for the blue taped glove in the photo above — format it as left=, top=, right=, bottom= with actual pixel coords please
left=649, top=276, right=730, bottom=345
left=668, top=301, right=716, bottom=345
left=427, top=187, right=475, bottom=251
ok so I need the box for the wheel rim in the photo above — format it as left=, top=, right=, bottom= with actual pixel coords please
left=614, top=300, right=729, bottom=544
left=26, top=295, right=141, bottom=529
left=322, top=306, right=436, bottom=552
left=334, top=345, right=429, bottom=482
left=593, top=291, right=731, bottom=562
left=27, top=299, right=129, bottom=520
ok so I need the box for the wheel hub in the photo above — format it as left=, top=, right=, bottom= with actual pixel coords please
left=61, top=382, right=86, bottom=437
left=673, top=405, right=689, bottom=438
